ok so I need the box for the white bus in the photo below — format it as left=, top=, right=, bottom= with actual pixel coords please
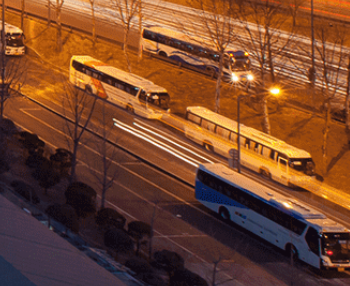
left=69, top=55, right=171, bottom=119
left=185, top=106, right=315, bottom=187
left=196, top=163, right=350, bottom=271
left=0, top=21, right=25, bottom=56
left=141, top=26, right=253, bottom=85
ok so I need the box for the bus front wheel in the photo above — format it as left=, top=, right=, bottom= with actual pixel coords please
left=219, top=207, right=230, bottom=221
left=159, top=51, right=167, bottom=57
left=126, top=105, right=134, bottom=114
left=286, top=244, right=298, bottom=263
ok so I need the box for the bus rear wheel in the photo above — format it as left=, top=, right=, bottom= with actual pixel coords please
left=203, top=142, right=213, bottom=152
left=158, top=51, right=167, bottom=57
left=126, top=105, right=134, bottom=114
left=260, top=168, right=271, bottom=180
left=219, top=207, right=230, bottom=221
left=85, top=85, right=92, bottom=94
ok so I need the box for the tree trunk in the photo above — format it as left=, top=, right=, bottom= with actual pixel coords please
left=56, top=1, right=62, bottom=52
left=322, top=98, right=331, bottom=176
left=91, top=3, right=96, bottom=45
left=262, top=96, right=270, bottom=134
left=138, top=0, right=143, bottom=61
left=214, top=52, right=224, bottom=113
left=124, top=28, right=131, bottom=73
left=266, top=27, right=275, bottom=83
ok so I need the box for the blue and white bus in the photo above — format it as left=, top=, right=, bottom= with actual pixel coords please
left=141, top=26, right=253, bottom=84
left=195, top=163, right=350, bottom=271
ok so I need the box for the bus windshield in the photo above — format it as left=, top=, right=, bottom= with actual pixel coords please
left=147, top=92, right=170, bottom=110
left=7, top=33, right=24, bottom=47
left=322, top=233, right=350, bottom=261
left=289, top=158, right=315, bottom=175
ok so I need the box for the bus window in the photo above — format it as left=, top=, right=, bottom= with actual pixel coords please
left=202, top=119, right=215, bottom=132
left=216, top=126, right=230, bottom=139
left=187, top=113, right=201, bottom=125
left=261, top=146, right=272, bottom=158
left=230, top=132, right=237, bottom=144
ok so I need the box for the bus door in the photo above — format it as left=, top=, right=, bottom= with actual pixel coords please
left=277, top=156, right=289, bottom=184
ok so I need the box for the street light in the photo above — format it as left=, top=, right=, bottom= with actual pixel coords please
left=236, top=87, right=280, bottom=173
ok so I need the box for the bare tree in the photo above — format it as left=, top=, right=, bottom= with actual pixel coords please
left=88, top=102, right=119, bottom=209
left=0, top=56, right=28, bottom=119
left=51, top=0, right=65, bottom=52
left=235, top=0, right=297, bottom=133
left=186, top=0, right=238, bottom=114
left=62, top=83, right=97, bottom=183
left=21, top=0, right=25, bottom=30
left=110, top=0, right=140, bottom=72
left=87, top=0, right=97, bottom=45
left=283, top=0, right=306, bottom=27
left=313, top=22, right=348, bottom=176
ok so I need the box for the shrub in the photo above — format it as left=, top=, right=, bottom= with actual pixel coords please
left=46, top=203, right=79, bottom=233
left=128, top=221, right=152, bottom=239
left=170, top=268, right=208, bottom=286
left=65, top=182, right=97, bottom=218
left=0, top=156, right=10, bottom=174
left=125, top=258, right=169, bottom=286
left=128, top=221, right=152, bottom=256
left=25, top=153, right=47, bottom=169
left=18, top=131, right=45, bottom=155
left=96, top=208, right=126, bottom=230
left=32, top=159, right=60, bottom=194
left=125, top=257, right=153, bottom=274
left=104, top=228, right=134, bottom=253
left=153, top=250, right=184, bottom=272
left=50, top=148, right=72, bottom=176
left=0, top=118, right=17, bottom=135
left=11, top=180, right=40, bottom=204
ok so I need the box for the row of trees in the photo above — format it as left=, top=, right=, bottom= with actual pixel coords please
left=14, top=0, right=350, bottom=176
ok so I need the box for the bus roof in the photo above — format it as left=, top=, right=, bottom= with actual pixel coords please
left=0, top=21, right=23, bottom=34
left=187, top=106, right=312, bottom=159
left=144, top=26, right=215, bottom=50
left=199, top=163, right=349, bottom=233
left=71, top=55, right=168, bottom=93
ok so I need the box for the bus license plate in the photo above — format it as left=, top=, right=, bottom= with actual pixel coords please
left=338, top=267, right=345, bottom=272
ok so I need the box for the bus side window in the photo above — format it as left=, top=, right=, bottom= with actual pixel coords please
left=202, top=119, right=215, bottom=132
left=270, top=150, right=276, bottom=160
left=230, top=132, right=237, bottom=144
left=261, top=146, right=271, bottom=158
left=187, top=113, right=201, bottom=125
left=216, top=126, right=230, bottom=140
left=245, top=138, right=250, bottom=149
left=254, top=142, right=260, bottom=153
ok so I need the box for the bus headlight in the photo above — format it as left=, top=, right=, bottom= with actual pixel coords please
left=247, top=74, right=254, bottom=81
left=231, top=74, right=239, bottom=82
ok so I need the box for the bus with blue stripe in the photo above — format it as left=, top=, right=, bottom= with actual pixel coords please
left=141, top=26, right=253, bottom=85
left=195, top=163, right=350, bottom=271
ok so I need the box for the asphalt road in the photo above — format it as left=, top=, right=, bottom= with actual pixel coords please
left=3, top=50, right=350, bottom=285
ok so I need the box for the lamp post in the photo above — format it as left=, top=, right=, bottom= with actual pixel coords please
left=236, top=87, right=280, bottom=173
